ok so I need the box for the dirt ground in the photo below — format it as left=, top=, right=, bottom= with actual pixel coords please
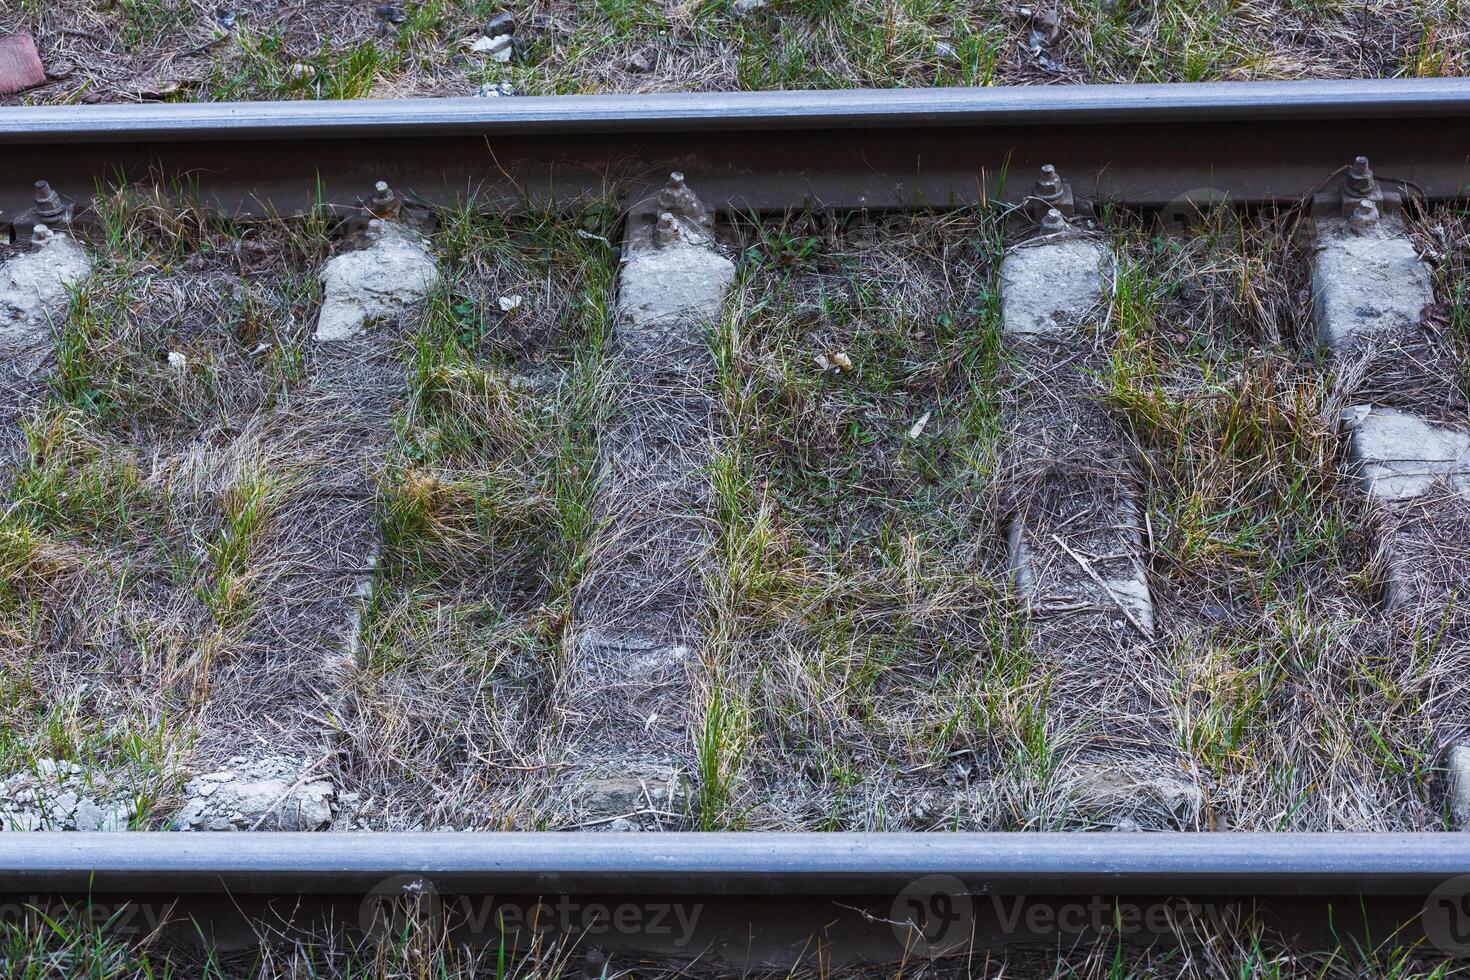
left=1, top=0, right=1467, bottom=106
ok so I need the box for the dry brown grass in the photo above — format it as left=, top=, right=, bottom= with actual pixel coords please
left=2, top=890, right=1461, bottom=980
left=331, top=202, right=618, bottom=829
left=4, top=185, right=1469, bottom=841
left=0, top=192, right=334, bottom=823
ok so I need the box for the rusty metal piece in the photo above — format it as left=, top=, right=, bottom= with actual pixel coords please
left=29, top=222, right=53, bottom=245
left=1028, top=162, right=1074, bottom=221
left=652, top=211, right=680, bottom=248
left=11, top=178, right=74, bottom=242
left=1349, top=197, right=1379, bottom=233
left=654, top=170, right=714, bottom=238
left=1345, top=155, right=1377, bottom=199
left=1335, top=153, right=1395, bottom=218
left=368, top=179, right=401, bottom=221
left=1311, top=153, right=1403, bottom=221
left=33, top=180, right=65, bottom=222
left=1039, top=206, right=1070, bottom=235
left=0, top=34, right=46, bottom=97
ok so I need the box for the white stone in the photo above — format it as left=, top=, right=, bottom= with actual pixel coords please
left=471, top=33, right=513, bottom=60
left=53, top=790, right=78, bottom=818
left=0, top=233, right=91, bottom=343
left=1450, top=745, right=1470, bottom=830
left=316, top=223, right=438, bottom=342
left=0, top=760, right=135, bottom=832
left=617, top=237, right=735, bottom=332
left=1311, top=220, right=1433, bottom=350
left=176, top=756, right=336, bottom=831
left=999, top=238, right=1107, bottom=335
left=1341, top=405, right=1470, bottom=501
left=3, top=812, right=40, bottom=831
left=70, top=797, right=130, bottom=832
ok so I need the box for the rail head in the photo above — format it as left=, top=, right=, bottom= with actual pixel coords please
left=7, top=832, right=1470, bottom=895
left=3, top=80, right=1470, bottom=143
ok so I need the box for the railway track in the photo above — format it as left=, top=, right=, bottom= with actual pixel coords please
left=4, top=79, right=1470, bottom=974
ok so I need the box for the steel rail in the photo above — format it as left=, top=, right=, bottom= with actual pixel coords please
left=1, top=80, right=1470, bottom=221
left=7, top=79, right=1470, bottom=138
left=6, top=833, right=1470, bottom=965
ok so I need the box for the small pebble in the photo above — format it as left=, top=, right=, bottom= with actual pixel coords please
left=374, top=3, right=406, bottom=24
left=814, top=351, right=852, bottom=374
left=498, top=294, right=523, bottom=312
left=471, top=34, right=513, bottom=62
left=483, top=11, right=515, bottom=36
left=167, top=351, right=187, bottom=371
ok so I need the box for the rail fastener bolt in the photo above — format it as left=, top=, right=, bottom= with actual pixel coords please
left=1035, top=164, right=1063, bottom=201
left=1345, top=155, right=1377, bottom=199
left=653, top=211, right=680, bottom=247
left=1040, top=207, right=1070, bottom=235
left=370, top=180, right=401, bottom=220
left=1029, top=163, right=1074, bottom=221
left=656, top=171, right=713, bottom=235
left=33, top=180, right=66, bottom=223
left=1349, top=197, right=1380, bottom=233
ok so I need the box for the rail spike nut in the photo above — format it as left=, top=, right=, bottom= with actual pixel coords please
left=656, top=171, right=714, bottom=235
left=652, top=211, right=682, bottom=248
left=1035, top=164, right=1063, bottom=198
left=1039, top=207, right=1070, bottom=236
left=1028, top=164, right=1074, bottom=221
left=1345, top=155, right=1376, bottom=198
left=369, top=180, right=401, bottom=220
left=34, top=180, right=66, bottom=221
left=1349, top=197, right=1379, bottom=234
